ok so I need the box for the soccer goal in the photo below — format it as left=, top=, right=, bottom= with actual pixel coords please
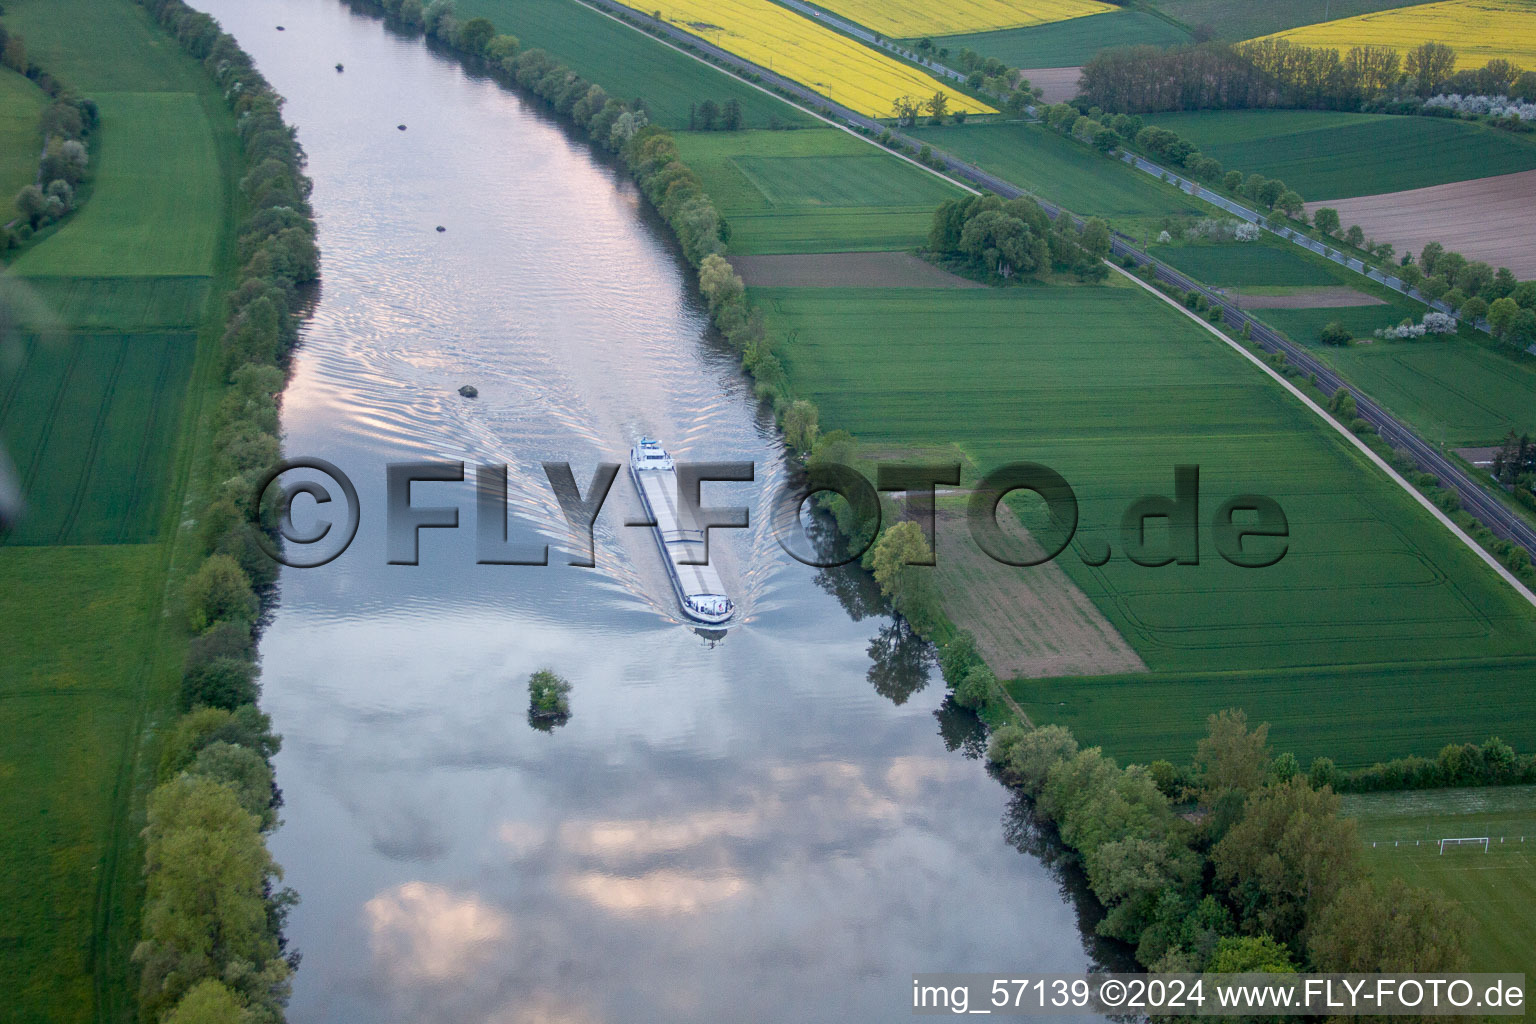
left=1439, top=837, right=1490, bottom=854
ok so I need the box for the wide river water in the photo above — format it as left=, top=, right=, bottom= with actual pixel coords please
left=190, top=1, right=1119, bottom=1019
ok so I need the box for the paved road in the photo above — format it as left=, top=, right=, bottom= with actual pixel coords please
left=584, top=0, right=1536, bottom=565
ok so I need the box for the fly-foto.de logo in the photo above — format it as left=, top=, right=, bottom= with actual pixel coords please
left=251, top=457, right=1290, bottom=571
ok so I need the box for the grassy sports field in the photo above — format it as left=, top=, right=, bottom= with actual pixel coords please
left=805, top=0, right=1111, bottom=38
left=1256, top=0, right=1536, bottom=70
left=1149, top=0, right=1448, bottom=42
left=1343, top=786, right=1536, bottom=976
left=0, top=0, right=239, bottom=1017
left=639, top=0, right=993, bottom=117
left=674, top=128, right=961, bottom=254
left=908, top=121, right=1203, bottom=219
left=933, top=10, right=1190, bottom=68
left=453, top=0, right=814, bottom=129
left=762, top=281, right=1536, bottom=764
left=0, top=66, right=45, bottom=205
left=1146, top=110, right=1536, bottom=201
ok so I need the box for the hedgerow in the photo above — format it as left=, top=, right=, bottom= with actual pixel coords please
left=127, top=1, right=322, bottom=1019
left=0, top=21, right=98, bottom=252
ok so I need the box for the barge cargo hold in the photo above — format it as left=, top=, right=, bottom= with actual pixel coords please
left=629, top=438, right=735, bottom=627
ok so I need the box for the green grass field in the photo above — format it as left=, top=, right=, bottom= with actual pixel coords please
left=675, top=128, right=961, bottom=253
left=9, top=93, right=223, bottom=277
left=1300, top=334, right=1536, bottom=447
left=1145, top=110, right=1536, bottom=200
left=1260, top=300, right=1424, bottom=344
left=0, top=0, right=238, bottom=1019
left=1142, top=236, right=1536, bottom=450
left=0, top=66, right=46, bottom=206
left=0, top=332, right=197, bottom=546
left=1343, top=786, right=1536, bottom=977
left=933, top=10, right=1191, bottom=69
left=8, top=276, right=212, bottom=331
left=454, top=0, right=815, bottom=129
left=908, top=121, right=1204, bottom=220
left=0, top=544, right=179, bottom=1021
left=4, top=0, right=207, bottom=93
left=1150, top=241, right=1340, bottom=288
left=1148, top=0, right=1446, bottom=41
left=763, top=281, right=1536, bottom=765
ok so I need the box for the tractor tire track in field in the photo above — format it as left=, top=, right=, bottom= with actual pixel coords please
left=115, top=337, right=179, bottom=544
left=57, top=338, right=129, bottom=546
left=19, top=339, right=84, bottom=502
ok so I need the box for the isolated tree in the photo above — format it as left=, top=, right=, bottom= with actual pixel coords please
left=892, top=94, right=922, bottom=127
left=781, top=400, right=819, bottom=453
left=1256, top=178, right=1286, bottom=209
left=926, top=90, right=949, bottom=124
left=527, top=669, right=572, bottom=719
left=1312, top=206, right=1340, bottom=237
left=1320, top=321, right=1352, bottom=346
left=1399, top=263, right=1424, bottom=290
left=1080, top=217, right=1111, bottom=258
left=1222, top=169, right=1244, bottom=193
left=1344, top=224, right=1365, bottom=249
left=1276, top=190, right=1305, bottom=219
left=867, top=521, right=940, bottom=632
left=696, top=98, right=720, bottom=130
left=1461, top=296, right=1489, bottom=321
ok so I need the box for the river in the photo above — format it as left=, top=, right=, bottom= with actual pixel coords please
left=189, top=1, right=1118, bottom=1019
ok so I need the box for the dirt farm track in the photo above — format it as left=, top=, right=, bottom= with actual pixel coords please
left=1306, top=169, right=1536, bottom=279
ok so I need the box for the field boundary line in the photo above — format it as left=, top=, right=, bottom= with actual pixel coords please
left=571, top=0, right=982, bottom=195
left=1111, top=261, right=1536, bottom=610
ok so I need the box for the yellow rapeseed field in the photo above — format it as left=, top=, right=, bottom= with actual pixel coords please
left=808, top=0, right=1115, bottom=39
left=650, top=0, right=998, bottom=117
left=1257, top=0, right=1536, bottom=71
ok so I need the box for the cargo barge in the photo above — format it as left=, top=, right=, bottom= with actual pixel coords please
left=629, top=438, right=735, bottom=627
